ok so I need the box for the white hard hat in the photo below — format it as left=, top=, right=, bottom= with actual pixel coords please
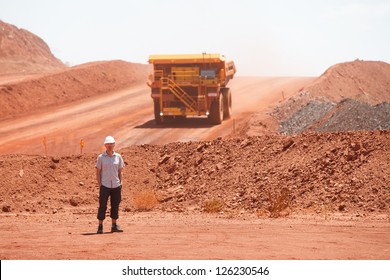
left=104, top=136, right=116, bottom=144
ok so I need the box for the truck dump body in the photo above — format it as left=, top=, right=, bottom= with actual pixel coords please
left=148, top=53, right=236, bottom=124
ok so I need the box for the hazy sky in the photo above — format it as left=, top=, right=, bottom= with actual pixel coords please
left=1, top=0, right=390, bottom=76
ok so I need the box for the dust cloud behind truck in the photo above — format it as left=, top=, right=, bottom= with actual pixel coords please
left=147, top=53, right=236, bottom=124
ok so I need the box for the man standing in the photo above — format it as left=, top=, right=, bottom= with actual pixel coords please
left=96, top=136, right=125, bottom=234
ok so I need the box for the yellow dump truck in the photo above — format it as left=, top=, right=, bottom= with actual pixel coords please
left=147, top=53, right=236, bottom=124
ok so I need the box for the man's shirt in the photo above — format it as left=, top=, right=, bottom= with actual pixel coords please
left=96, top=151, right=124, bottom=188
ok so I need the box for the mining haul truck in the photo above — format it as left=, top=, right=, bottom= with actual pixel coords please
left=147, top=53, right=236, bottom=124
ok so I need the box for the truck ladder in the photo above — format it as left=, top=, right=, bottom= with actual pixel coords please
left=161, top=77, right=198, bottom=113
left=198, top=86, right=207, bottom=112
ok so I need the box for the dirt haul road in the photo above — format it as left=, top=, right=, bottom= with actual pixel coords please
left=1, top=212, right=389, bottom=260
left=0, top=76, right=313, bottom=156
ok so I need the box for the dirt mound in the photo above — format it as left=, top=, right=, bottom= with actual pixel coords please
left=0, top=60, right=151, bottom=120
left=153, top=131, right=389, bottom=216
left=307, top=60, right=390, bottom=103
left=0, top=20, right=65, bottom=75
left=1, top=130, right=388, bottom=217
left=272, top=60, right=390, bottom=134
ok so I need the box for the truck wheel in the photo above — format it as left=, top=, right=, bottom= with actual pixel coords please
left=222, top=88, right=232, bottom=119
left=154, top=100, right=163, bottom=125
left=209, top=94, right=224, bottom=124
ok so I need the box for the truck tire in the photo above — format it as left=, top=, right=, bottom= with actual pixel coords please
left=222, top=87, right=232, bottom=119
left=154, top=99, right=163, bottom=125
left=209, top=94, right=224, bottom=124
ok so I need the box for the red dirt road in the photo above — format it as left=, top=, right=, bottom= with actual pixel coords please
left=0, top=76, right=313, bottom=156
left=1, top=212, right=389, bottom=259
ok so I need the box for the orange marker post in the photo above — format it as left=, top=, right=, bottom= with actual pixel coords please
left=80, top=139, right=85, bottom=154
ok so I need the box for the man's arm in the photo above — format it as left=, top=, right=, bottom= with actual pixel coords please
left=118, top=168, right=123, bottom=185
left=96, top=167, right=102, bottom=186
left=118, top=154, right=124, bottom=185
